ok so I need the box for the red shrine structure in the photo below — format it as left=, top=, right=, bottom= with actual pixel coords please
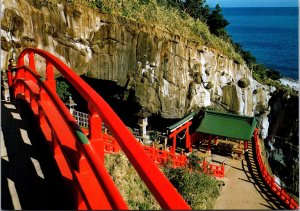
left=166, top=110, right=257, bottom=154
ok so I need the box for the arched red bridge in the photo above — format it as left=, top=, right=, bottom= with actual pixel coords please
left=4, top=48, right=191, bottom=210
left=1, top=48, right=298, bottom=210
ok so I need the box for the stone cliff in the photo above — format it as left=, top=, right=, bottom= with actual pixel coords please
left=0, top=0, right=274, bottom=122
left=265, top=91, right=299, bottom=195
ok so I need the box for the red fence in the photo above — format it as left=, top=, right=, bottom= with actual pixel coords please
left=8, top=48, right=190, bottom=210
left=253, top=129, right=299, bottom=210
left=82, top=126, right=225, bottom=178
left=143, top=145, right=187, bottom=167
left=202, top=161, right=225, bottom=178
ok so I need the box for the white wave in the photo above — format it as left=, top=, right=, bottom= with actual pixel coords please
left=279, top=77, right=299, bottom=91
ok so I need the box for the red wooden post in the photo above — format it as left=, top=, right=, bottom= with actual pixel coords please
left=46, top=61, right=56, bottom=90
left=186, top=127, right=192, bottom=152
left=88, top=108, right=104, bottom=162
left=7, top=70, right=12, bottom=87
left=39, top=86, right=48, bottom=103
left=29, top=52, right=37, bottom=73
left=221, top=164, right=225, bottom=177
left=244, top=140, right=248, bottom=151
left=24, top=87, right=30, bottom=102
left=30, top=98, right=38, bottom=115
left=172, top=136, right=176, bottom=154
left=203, top=160, right=207, bottom=172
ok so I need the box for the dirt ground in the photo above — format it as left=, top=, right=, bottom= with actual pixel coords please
left=214, top=158, right=274, bottom=210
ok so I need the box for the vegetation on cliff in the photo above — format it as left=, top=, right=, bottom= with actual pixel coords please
left=75, top=0, right=292, bottom=92
left=104, top=152, right=221, bottom=209
left=66, top=0, right=244, bottom=63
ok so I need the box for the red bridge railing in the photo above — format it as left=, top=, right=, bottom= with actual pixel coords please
left=253, top=129, right=299, bottom=210
left=8, top=48, right=190, bottom=210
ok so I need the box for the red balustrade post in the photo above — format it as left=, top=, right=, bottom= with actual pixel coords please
left=16, top=55, right=25, bottom=81
left=39, top=86, right=49, bottom=102
left=203, top=160, right=207, bottom=172
left=46, top=61, right=56, bottom=90
left=29, top=52, right=37, bottom=73
left=7, top=69, right=12, bottom=87
left=88, top=108, right=104, bottom=162
left=30, top=97, right=39, bottom=115
left=24, top=87, right=30, bottom=102
left=221, top=164, right=225, bottom=177
left=162, top=151, right=167, bottom=164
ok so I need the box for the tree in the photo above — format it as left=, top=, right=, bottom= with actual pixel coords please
left=207, top=4, right=229, bottom=36
left=56, top=80, right=71, bottom=101
left=183, top=0, right=210, bottom=22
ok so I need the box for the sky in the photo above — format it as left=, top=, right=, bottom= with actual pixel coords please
left=207, top=0, right=299, bottom=7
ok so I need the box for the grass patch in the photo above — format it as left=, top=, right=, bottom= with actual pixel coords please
left=104, top=153, right=160, bottom=209
left=105, top=152, right=222, bottom=209
left=66, top=0, right=243, bottom=63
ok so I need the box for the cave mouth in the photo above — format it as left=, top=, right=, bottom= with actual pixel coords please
left=56, top=76, right=180, bottom=132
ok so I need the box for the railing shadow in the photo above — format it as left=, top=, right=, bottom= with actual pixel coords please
left=243, top=140, right=286, bottom=210
left=1, top=100, right=74, bottom=210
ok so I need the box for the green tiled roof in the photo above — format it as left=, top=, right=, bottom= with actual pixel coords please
left=196, top=110, right=256, bottom=141
left=167, top=112, right=196, bottom=132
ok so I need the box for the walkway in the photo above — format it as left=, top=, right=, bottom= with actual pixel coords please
left=1, top=100, right=73, bottom=210
left=214, top=141, right=286, bottom=209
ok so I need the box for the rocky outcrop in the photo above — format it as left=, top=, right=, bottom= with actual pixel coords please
left=264, top=90, right=299, bottom=195
left=1, top=0, right=272, bottom=119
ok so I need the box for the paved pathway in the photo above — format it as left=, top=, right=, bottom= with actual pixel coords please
left=214, top=142, right=286, bottom=209
left=1, top=100, right=73, bottom=210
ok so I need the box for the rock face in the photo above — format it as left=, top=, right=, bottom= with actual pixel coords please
left=265, top=91, right=299, bottom=195
left=1, top=0, right=271, bottom=119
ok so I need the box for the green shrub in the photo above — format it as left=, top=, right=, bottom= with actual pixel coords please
left=163, top=166, right=222, bottom=209
left=56, top=80, right=71, bottom=101
left=104, top=153, right=160, bottom=210
left=105, top=152, right=222, bottom=210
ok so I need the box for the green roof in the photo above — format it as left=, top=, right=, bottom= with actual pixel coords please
left=196, top=110, right=256, bottom=141
left=167, top=112, right=196, bottom=132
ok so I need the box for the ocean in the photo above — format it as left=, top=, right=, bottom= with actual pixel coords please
left=222, top=7, right=299, bottom=80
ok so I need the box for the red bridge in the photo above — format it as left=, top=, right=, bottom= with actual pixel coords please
left=1, top=48, right=298, bottom=210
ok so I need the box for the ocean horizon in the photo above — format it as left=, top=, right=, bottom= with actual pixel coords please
left=222, top=7, right=298, bottom=80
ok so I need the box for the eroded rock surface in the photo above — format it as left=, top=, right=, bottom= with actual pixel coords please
left=1, top=0, right=272, bottom=119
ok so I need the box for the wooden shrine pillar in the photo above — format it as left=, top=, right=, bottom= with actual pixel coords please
left=244, top=140, right=248, bottom=151
left=214, top=136, right=218, bottom=145
left=185, top=127, right=192, bottom=152
left=168, top=121, right=192, bottom=154
left=172, top=136, right=176, bottom=154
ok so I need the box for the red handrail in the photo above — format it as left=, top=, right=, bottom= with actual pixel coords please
left=12, top=48, right=191, bottom=210
left=253, top=129, right=299, bottom=209
left=13, top=66, right=128, bottom=209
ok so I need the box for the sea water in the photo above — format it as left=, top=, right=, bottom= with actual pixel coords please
left=222, top=7, right=298, bottom=80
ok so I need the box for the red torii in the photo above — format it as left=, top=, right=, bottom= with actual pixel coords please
left=167, top=113, right=195, bottom=154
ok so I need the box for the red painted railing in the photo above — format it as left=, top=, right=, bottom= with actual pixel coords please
left=82, top=123, right=225, bottom=177
left=253, top=129, right=299, bottom=210
left=9, top=48, right=191, bottom=210
left=143, top=145, right=188, bottom=167
left=202, top=161, right=225, bottom=178
left=142, top=145, right=225, bottom=178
